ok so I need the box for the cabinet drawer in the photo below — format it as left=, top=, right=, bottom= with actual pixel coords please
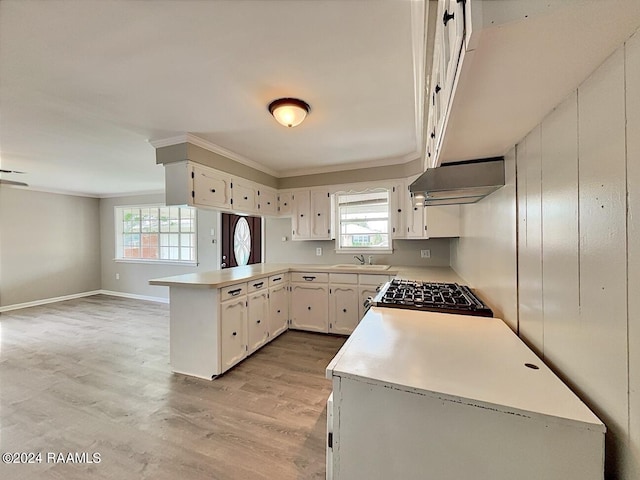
left=329, top=273, right=358, bottom=285
left=358, top=274, right=391, bottom=285
left=269, top=273, right=288, bottom=286
left=220, top=282, right=247, bottom=299
left=247, top=277, right=268, bottom=293
left=291, top=272, right=329, bottom=283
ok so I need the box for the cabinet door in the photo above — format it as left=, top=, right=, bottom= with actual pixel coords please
left=330, top=285, right=360, bottom=335
left=425, top=205, right=460, bottom=238
left=290, top=283, right=329, bottom=333
left=220, top=299, right=247, bottom=372
left=405, top=184, right=425, bottom=238
left=278, top=191, right=293, bottom=216
left=292, top=191, right=311, bottom=239
left=311, top=190, right=332, bottom=239
left=390, top=183, right=406, bottom=239
left=257, top=187, right=278, bottom=216
left=441, top=0, right=465, bottom=101
left=269, top=284, right=289, bottom=339
left=247, top=291, right=269, bottom=353
left=192, top=164, right=232, bottom=210
left=233, top=178, right=258, bottom=214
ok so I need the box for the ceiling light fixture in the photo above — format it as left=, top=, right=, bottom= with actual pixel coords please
left=268, top=98, right=310, bottom=128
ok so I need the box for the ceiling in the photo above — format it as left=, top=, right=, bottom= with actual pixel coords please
left=0, top=0, right=424, bottom=196
left=1, top=1, right=640, bottom=198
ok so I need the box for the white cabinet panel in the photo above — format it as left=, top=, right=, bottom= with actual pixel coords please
left=220, top=298, right=247, bottom=372
left=540, top=91, right=580, bottom=377
left=232, top=178, right=258, bottom=214
left=311, top=190, right=332, bottom=239
left=290, top=283, right=328, bottom=333
left=269, top=284, right=289, bottom=339
left=626, top=29, right=640, bottom=461
left=517, top=125, right=544, bottom=355
left=192, top=164, right=233, bottom=210
left=425, top=205, right=460, bottom=238
left=329, top=285, right=360, bottom=335
left=292, top=191, right=311, bottom=239
left=278, top=191, right=294, bottom=216
left=390, top=183, right=406, bottom=239
left=577, top=46, right=628, bottom=433
left=247, top=290, right=269, bottom=353
left=257, top=187, right=278, bottom=216
left=358, top=286, right=378, bottom=320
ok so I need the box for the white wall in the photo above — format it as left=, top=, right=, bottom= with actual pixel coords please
left=0, top=187, right=101, bottom=307
left=452, top=30, right=640, bottom=478
left=265, top=217, right=451, bottom=267
left=449, top=148, right=518, bottom=330
left=99, top=194, right=220, bottom=300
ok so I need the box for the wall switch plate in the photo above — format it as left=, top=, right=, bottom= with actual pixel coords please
left=316, top=247, right=322, bottom=256
left=421, top=249, right=431, bottom=258
left=115, top=273, right=120, bottom=280
left=210, top=228, right=216, bottom=237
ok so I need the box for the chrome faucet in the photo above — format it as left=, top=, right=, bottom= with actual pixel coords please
left=354, top=254, right=365, bottom=265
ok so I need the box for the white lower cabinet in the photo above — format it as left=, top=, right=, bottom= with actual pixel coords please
left=220, top=294, right=248, bottom=373
left=269, top=283, right=289, bottom=338
left=247, top=288, right=269, bottom=354
left=290, top=273, right=329, bottom=332
left=329, top=285, right=360, bottom=335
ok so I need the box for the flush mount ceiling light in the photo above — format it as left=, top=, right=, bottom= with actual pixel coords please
left=268, top=98, right=310, bottom=128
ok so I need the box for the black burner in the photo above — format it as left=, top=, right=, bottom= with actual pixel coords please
left=374, top=279, right=493, bottom=317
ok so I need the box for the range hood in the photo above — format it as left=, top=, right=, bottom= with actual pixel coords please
left=409, top=157, right=505, bottom=206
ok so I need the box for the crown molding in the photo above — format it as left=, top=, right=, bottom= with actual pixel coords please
left=149, top=133, right=280, bottom=177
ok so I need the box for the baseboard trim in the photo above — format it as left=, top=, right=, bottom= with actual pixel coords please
left=98, top=290, right=169, bottom=304
left=0, top=290, right=103, bottom=313
left=0, top=290, right=170, bottom=313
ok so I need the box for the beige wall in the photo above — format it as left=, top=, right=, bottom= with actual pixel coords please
left=449, top=148, right=518, bottom=331
left=99, top=193, right=221, bottom=300
left=265, top=217, right=450, bottom=267
left=452, top=30, right=640, bottom=478
left=0, top=188, right=101, bottom=307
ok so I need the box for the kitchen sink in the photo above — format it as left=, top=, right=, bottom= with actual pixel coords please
left=332, top=264, right=391, bottom=270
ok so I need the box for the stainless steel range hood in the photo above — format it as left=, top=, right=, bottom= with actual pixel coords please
left=409, top=157, right=504, bottom=206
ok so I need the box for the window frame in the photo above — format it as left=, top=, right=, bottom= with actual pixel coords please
left=334, top=187, right=393, bottom=255
left=114, top=204, right=198, bottom=265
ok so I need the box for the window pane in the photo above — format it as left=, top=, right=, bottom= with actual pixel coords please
left=336, top=190, right=390, bottom=250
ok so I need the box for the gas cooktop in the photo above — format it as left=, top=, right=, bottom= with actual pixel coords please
left=372, top=279, right=493, bottom=317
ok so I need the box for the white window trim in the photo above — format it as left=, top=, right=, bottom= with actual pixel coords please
left=114, top=204, right=198, bottom=265
left=334, top=187, right=393, bottom=255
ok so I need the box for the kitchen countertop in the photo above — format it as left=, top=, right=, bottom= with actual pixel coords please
left=149, top=264, right=465, bottom=289
left=327, top=307, right=605, bottom=431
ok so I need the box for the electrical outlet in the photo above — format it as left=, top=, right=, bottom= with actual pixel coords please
left=115, top=273, right=120, bottom=280
left=420, top=249, right=431, bottom=259
left=316, top=247, right=322, bottom=256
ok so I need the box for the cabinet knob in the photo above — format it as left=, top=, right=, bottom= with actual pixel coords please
left=244, top=196, right=248, bottom=200
left=435, top=84, right=441, bottom=94
left=308, top=306, right=311, bottom=310
left=430, top=132, right=436, bottom=139
left=284, top=202, right=288, bottom=206
left=277, top=309, right=281, bottom=313
left=232, top=331, right=237, bottom=336
left=300, top=214, right=304, bottom=217
left=211, top=188, right=216, bottom=193
left=257, top=320, right=261, bottom=324
left=443, top=10, right=455, bottom=26
left=267, top=201, right=271, bottom=205
left=317, top=213, right=321, bottom=216
left=343, top=308, right=347, bottom=313
left=398, top=209, right=402, bottom=213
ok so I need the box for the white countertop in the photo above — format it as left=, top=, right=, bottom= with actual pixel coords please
left=327, top=307, right=604, bottom=432
left=149, top=264, right=464, bottom=289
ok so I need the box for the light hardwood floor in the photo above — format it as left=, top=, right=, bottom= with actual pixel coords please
left=0, top=295, right=346, bottom=480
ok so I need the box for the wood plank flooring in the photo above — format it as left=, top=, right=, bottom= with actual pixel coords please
left=0, top=295, right=346, bottom=480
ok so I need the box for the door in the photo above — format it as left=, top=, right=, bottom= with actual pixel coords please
left=290, top=283, right=329, bottom=333
left=292, top=191, right=311, bottom=239
left=221, top=213, right=262, bottom=268
left=330, top=285, right=360, bottom=335
left=220, top=298, right=247, bottom=372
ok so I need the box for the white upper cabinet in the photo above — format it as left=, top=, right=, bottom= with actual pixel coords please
left=390, top=183, right=407, bottom=239
left=232, top=178, right=258, bottom=214
left=192, top=164, right=233, bottom=209
left=292, top=189, right=331, bottom=240
left=278, top=191, right=294, bottom=216
left=257, top=186, right=278, bottom=216
left=425, top=205, right=460, bottom=238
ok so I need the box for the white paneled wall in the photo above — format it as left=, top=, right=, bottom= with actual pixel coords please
left=626, top=30, right=640, bottom=477
left=455, top=28, right=640, bottom=477
left=539, top=91, right=580, bottom=384
left=517, top=125, right=544, bottom=355
left=576, top=46, right=628, bottom=439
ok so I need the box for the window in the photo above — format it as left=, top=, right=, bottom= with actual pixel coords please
left=336, top=189, right=391, bottom=253
left=115, top=205, right=197, bottom=264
